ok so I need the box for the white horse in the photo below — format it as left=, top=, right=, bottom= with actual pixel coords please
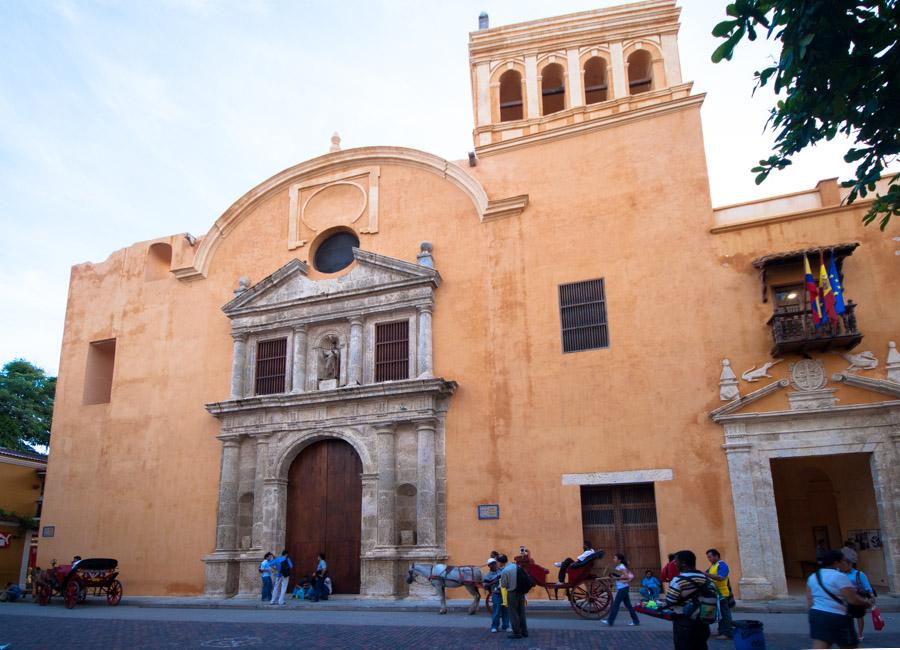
left=406, top=563, right=483, bottom=615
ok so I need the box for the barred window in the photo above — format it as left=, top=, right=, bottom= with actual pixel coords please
left=375, top=320, right=409, bottom=382
left=559, top=278, right=609, bottom=352
left=255, top=338, right=287, bottom=395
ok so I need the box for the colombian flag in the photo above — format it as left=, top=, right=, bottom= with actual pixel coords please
left=818, top=252, right=838, bottom=325
left=804, top=255, right=823, bottom=327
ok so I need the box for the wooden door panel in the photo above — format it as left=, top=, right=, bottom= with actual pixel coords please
left=285, top=439, right=361, bottom=594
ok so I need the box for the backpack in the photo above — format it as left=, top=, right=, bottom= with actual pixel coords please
left=280, top=558, right=292, bottom=578
left=681, top=575, right=718, bottom=624
left=515, top=565, right=535, bottom=594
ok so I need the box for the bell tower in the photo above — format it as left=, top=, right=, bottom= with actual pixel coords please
left=468, top=0, right=689, bottom=152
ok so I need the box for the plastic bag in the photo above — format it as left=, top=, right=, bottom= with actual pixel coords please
left=871, top=606, right=885, bottom=631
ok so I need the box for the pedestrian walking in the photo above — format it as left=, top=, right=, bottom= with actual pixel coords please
left=705, top=548, right=733, bottom=640
left=600, top=553, right=640, bottom=626
left=807, top=549, right=871, bottom=649
left=259, top=552, right=274, bottom=602
left=665, top=550, right=718, bottom=650
left=483, top=557, right=509, bottom=633
left=499, top=554, right=528, bottom=639
left=846, top=564, right=875, bottom=642
left=841, top=540, right=858, bottom=569
left=269, top=549, right=292, bottom=605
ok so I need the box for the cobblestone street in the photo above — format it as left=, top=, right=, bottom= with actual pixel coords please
left=2, top=603, right=899, bottom=649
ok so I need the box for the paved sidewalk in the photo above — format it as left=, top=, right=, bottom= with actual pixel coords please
left=120, top=593, right=900, bottom=614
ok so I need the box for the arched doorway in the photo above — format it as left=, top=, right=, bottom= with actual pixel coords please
left=285, top=438, right=362, bottom=594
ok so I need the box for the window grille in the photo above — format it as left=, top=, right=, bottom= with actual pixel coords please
left=375, top=320, right=409, bottom=382
left=559, top=279, right=609, bottom=352
left=255, top=338, right=287, bottom=395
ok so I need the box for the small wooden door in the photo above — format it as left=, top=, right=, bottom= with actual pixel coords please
left=581, top=483, right=661, bottom=579
left=285, top=439, right=362, bottom=594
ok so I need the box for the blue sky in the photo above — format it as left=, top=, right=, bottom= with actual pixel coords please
left=0, top=0, right=864, bottom=375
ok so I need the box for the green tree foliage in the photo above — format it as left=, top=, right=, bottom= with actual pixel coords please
left=0, top=360, right=56, bottom=452
left=712, top=1, right=899, bottom=229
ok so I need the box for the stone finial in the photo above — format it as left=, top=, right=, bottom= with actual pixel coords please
left=417, top=241, right=434, bottom=268
left=719, top=359, right=739, bottom=401
left=478, top=11, right=489, bottom=29
left=887, top=341, right=900, bottom=384
left=234, top=276, right=250, bottom=296
left=329, top=132, right=341, bottom=152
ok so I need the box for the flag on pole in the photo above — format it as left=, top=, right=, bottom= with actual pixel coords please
left=827, top=253, right=846, bottom=314
left=804, top=255, right=823, bottom=327
left=818, top=252, right=838, bottom=324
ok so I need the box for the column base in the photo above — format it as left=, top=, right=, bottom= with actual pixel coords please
left=203, top=552, right=240, bottom=598
left=738, top=576, right=779, bottom=600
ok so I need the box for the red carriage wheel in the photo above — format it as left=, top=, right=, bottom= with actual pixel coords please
left=64, top=581, right=79, bottom=609
left=36, top=583, right=51, bottom=606
left=106, top=580, right=123, bottom=606
left=568, top=578, right=612, bottom=620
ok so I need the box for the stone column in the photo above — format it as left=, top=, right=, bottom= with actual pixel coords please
left=215, top=438, right=241, bottom=551
left=610, top=42, right=627, bottom=99
left=566, top=48, right=584, bottom=107
left=230, top=333, right=248, bottom=399
left=475, top=62, right=491, bottom=126
left=724, top=439, right=779, bottom=599
left=262, top=477, right=288, bottom=554
left=524, top=54, right=539, bottom=119
left=375, top=424, right=397, bottom=547
left=291, top=324, right=307, bottom=393
left=417, top=306, right=433, bottom=379
left=251, top=436, right=270, bottom=548
left=415, top=419, right=437, bottom=547
left=348, top=316, right=364, bottom=385
left=871, top=437, right=900, bottom=595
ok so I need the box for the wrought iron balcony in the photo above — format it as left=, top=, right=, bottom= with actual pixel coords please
left=768, top=301, right=862, bottom=356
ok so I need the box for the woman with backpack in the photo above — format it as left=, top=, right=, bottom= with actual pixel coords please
left=845, top=564, right=875, bottom=641
left=807, top=549, right=871, bottom=649
left=600, top=553, right=640, bottom=626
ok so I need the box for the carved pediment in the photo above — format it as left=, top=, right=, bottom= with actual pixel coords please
left=223, top=249, right=441, bottom=317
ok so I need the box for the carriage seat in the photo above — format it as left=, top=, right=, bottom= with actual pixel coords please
left=570, top=550, right=605, bottom=570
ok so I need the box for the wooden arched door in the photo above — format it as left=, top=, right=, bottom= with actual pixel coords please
left=285, top=439, right=362, bottom=594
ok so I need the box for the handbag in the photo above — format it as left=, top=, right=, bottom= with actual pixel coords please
left=726, top=579, right=736, bottom=609
left=815, top=570, right=867, bottom=619
left=871, top=606, right=885, bottom=631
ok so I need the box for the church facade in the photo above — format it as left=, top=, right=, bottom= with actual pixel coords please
left=39, top=0, right=900, bottom=600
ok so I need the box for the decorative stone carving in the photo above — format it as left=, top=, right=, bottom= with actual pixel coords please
left=234, top=277, right=250, bottom=296
left=787, top=389, right=837, bottom=411
left=742, top=359, right=782, bottom=382
left=842, top=350, right=878, bottom=373
left=887, top=341, right=900, bottom=384
left=719, top=359, right=739, bottom=401
left=329, top=132, right=341, bottom=153
left=417, top=242, right=434, bottom=268
left=790, top=359, right=827, bottom=391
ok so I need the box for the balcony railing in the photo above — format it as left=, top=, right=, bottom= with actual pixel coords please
left=768, top=301, right=862, bottom=356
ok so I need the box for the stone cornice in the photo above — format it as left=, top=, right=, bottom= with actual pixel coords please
left=714, top=398, right=900, bottom=424
left=474, top=88, right=703, bottom=157
left=206, top=378, right=458, bottom=417
left=0, top=456, right=47, bottom=470
left=710, top=380, right=789, bottom=421
left=709, top=200, right=874, bottom=234
left=832, top=373, right=900, bottom=399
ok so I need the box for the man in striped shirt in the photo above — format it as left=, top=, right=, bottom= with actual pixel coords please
left=665, top=550, right=716, bottom=650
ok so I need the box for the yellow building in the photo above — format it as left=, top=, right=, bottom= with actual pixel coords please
left=39, top=0, right=899, bottom=599
left=0, top=447, right=46, bottom=588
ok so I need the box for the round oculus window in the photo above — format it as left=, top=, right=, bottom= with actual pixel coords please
left=313, top=231, right=359, bottom=273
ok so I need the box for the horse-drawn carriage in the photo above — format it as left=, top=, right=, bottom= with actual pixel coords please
left=36, top=558, right=123, bottom=609
left=408, top=549, right=614, bottom=620
left=510, top=550, right=614, bottom=619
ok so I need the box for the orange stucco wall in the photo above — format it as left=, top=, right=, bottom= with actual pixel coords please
left=37, top=81, right=900, bottom=596
left=0, top=463, right=41, bottom=586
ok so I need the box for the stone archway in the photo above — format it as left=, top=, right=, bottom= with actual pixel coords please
left=285, top=438, right=362, bottom=594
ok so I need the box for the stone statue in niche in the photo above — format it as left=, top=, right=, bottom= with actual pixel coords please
left=320, top=338, right=341, bottom=381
